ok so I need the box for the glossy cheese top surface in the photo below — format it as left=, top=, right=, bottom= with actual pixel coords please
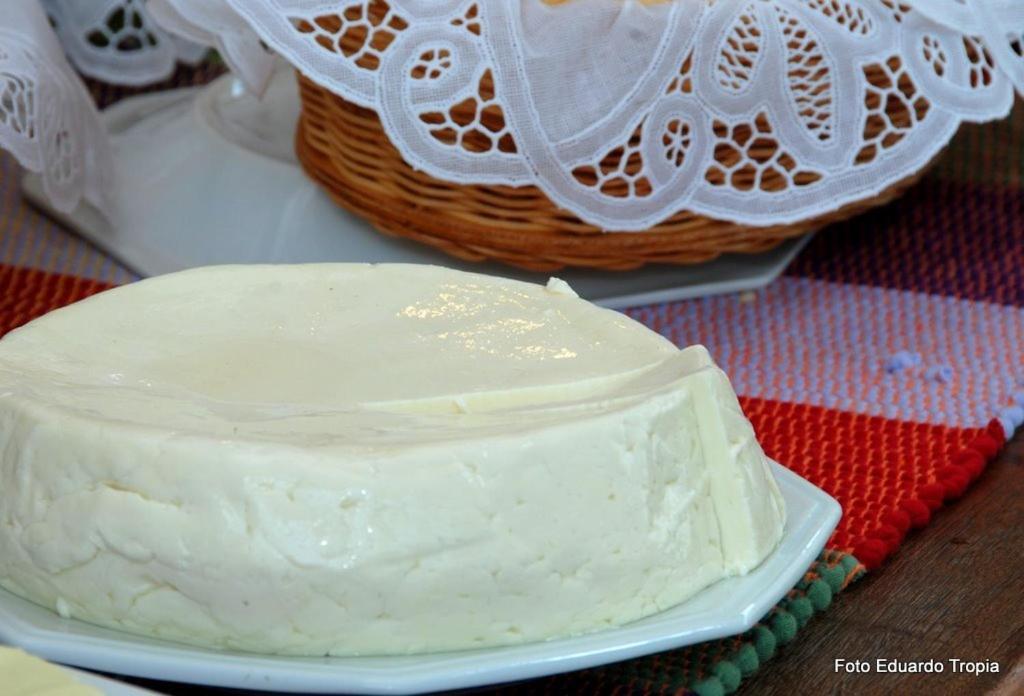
left=0, top=264, right=679, bottom=446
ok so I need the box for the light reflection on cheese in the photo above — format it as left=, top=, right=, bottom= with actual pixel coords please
left=0, top=264, right=785, bottom=656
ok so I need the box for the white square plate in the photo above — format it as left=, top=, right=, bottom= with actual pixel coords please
left=23, top=70, right=811, bottom=309
left=0, top=463, right=839, bottom=694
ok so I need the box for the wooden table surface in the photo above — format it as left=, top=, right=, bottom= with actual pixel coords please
left=116, top=429, right=1023, bottom=696
left=740, top=429, right=1024, bottom=696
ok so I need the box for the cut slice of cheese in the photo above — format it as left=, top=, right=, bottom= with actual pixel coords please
left=0, top=647, right=102, bottom=696
left=0, top=264, right=785, bottom=655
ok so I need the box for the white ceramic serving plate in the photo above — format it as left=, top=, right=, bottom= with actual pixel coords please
left=22, top=67, right=811, bottom=310
left=0, top=462, right=839, bottom=695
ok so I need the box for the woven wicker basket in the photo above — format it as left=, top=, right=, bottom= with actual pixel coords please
left=294, top=31, right=929, bottom=272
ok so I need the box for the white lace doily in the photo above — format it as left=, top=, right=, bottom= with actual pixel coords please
left=146, top=0, right=276, bottom=95
left=152, top=0, right=1024, bottom=231
left=41, top=0, right=209, bottom=87
left=3, top=1, right=1023, bottom=231
left=0, top=2, right=111, bottom=215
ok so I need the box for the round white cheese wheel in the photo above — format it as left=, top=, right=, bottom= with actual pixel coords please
left=0, top=264, right=785, bottom=655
